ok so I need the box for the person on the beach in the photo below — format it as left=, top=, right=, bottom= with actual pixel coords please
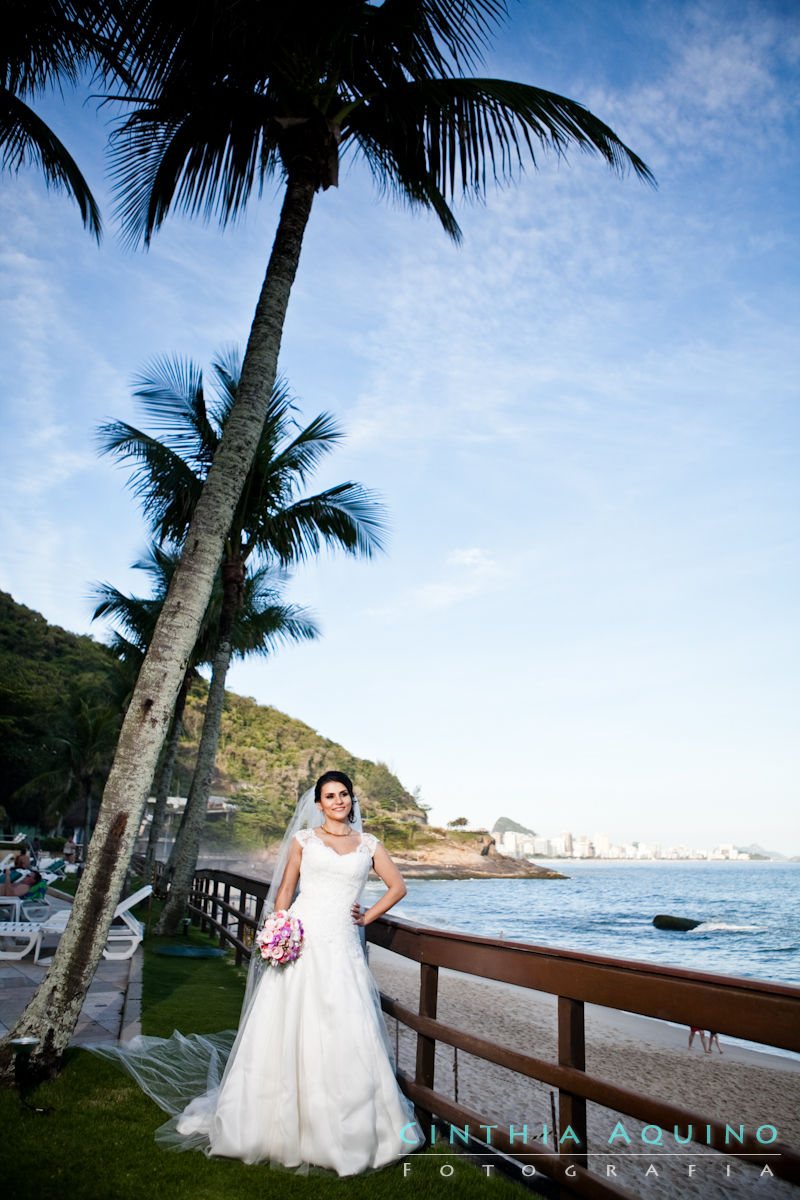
left=688, top=1025, right=708, bottom=1051
left=1, top=866, right=42, bottom=897
left=706, top=1031, right=723, bottom=1054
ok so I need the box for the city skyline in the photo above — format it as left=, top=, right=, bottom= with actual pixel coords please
left=493, top=825, right=790, bottom=862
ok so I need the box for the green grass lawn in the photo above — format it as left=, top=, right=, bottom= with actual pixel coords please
left=1, top=925, right=532, bottom=1200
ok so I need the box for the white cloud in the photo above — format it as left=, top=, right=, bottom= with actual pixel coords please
left=368, top=547, right=513, bottom=618
left=446, top=548, right=494, bottom=568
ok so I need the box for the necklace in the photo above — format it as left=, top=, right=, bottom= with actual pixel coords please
left=321, top=824, right=354, bottom=838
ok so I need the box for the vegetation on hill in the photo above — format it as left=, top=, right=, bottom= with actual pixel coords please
left=175, top=685, right=426, bottom=849
left=0, top=591, right=425, bottom=846
left=0, top=590, right=120, bottom=823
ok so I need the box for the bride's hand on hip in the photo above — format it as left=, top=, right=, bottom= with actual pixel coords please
left=351, top=902, right=366, bottom=925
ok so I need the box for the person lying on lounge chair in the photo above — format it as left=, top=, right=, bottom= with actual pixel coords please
left=1, top=867, right=42, bottom=897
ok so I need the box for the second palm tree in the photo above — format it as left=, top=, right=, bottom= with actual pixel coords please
left=97, top=349, right=387, bottom=932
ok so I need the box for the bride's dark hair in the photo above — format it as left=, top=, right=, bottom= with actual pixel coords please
left=314, top=770, right=358, bottom=823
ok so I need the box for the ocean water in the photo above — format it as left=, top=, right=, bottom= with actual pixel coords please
left=364, top=860, right=800, bottom=987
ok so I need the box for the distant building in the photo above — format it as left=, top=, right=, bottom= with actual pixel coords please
left=137, top=795, right=237, bottom=837
left=711, top=843, right=749, bottom=861
left=594, top=833, right=611, bottom=857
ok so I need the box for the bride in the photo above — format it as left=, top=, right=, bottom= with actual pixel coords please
left=95, top=770, right=420, bottom=1176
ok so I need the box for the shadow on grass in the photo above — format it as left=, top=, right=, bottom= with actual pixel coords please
left=3, top=924, right=534, bottom=1199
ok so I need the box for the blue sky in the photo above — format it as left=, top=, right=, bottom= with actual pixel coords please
left=1, top=1, right=798, bottom=853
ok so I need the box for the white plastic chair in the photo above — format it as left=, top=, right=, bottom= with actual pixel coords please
left=1, top=885, right=153, bottom=964
left=0, top=896, right=24, bottom=921
left=102, top=884, right=152, bottom=960
left=0, top=921, right=43, bottom=960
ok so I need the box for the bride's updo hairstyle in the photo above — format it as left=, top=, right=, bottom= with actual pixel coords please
left=314, top=770, right=358, bottom=824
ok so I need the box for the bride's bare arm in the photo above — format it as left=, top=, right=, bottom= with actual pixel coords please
left=353, top=842, right=407, bottom=926
left=273, top=838, right=302, bottom=911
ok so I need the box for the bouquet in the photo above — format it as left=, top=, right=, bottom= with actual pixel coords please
left=255, top=909, right=304, bottom=967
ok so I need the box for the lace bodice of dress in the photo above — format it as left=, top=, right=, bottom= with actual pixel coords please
left=291, top=829, right=378, bottom=914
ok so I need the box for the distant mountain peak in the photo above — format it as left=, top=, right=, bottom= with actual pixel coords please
left=492, top=816, right=536, bottom=837
left=735, top=843, right=787, bottom=861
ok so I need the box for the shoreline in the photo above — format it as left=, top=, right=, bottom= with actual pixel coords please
left=389, top=865, right=568, bottom=880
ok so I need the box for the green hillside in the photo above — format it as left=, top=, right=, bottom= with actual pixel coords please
left=0, top=591, right=119, bottom=820
left=0, top=591, right=425, bottom=844
left=174, top=685, right=425, bottom=849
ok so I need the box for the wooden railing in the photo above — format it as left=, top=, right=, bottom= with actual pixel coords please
left=168, top=866, right=799, bottom=1199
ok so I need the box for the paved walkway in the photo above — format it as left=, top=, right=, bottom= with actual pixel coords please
left=0, top=897, right=142, bottom=1045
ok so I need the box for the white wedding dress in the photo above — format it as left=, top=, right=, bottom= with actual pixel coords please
left=97, top=828, right=420, bottom=1177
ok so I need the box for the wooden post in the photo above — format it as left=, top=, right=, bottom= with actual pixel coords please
left=415, top=962, right=439, bottom=1092
left=220, top=882, right=231, bottom=947
left=236, top=886, right=245, bottom=965
left=200, top=877, right=210, bottom=933
left=558, top=996, right=588, bottom=1171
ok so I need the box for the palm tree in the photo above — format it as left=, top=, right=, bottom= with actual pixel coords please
left=3, top=3, right=652, bottom=1074
left=90, top=543, right=216, bottom=883
left=12, top=691, right=120, bottom=844
left=89, top=544, right=319, bottom=892
left=1, top=1, right=114, bottom=236
left=97, top=350, right=384, bottom=932
left=157, top=560, right=319, bottom=933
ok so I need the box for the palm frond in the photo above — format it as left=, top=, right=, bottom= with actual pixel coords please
left=232, top=602, right=320, bottom=660
left=89, top=580, right=160, bottom=647
left=5, top=0, right=131, bottom=94
left=348, top=75, right=653, bottom=217
left=267, top=410, right=345, bottom=486
left=132, top=353, right=220, bottom=465
left=242, top=560, right=292, bottom=599
left=0, top=87, right=102, bottom=236
left=91, top=542, right=225, bottom=670
left=95, top=418, right=202, bottom=540
left=254, top=483, right=389, bottom=565
left=366, top=0, right=507, bottom=77
left=129, top=541, right=178, bottom=590
left=211, top=344, right=244, bottom=414
left=109, top=93, right=281, bottom=245
left=106, top=631, right=145, bottom=665
left=354, top=128, right=463, bottom=240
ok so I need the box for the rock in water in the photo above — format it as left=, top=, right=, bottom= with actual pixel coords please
left=653, top=914, right=702, bottom=931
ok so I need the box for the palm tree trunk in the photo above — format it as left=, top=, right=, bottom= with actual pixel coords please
left=154, top=652, right=230, bottom=935
left=143, top=671, right=191, bottom=886
left=155, top=560, right=242, bottom=935
left=0, top=172, right=316, bottom=1078
left=81, top=777, right=93, bottom=859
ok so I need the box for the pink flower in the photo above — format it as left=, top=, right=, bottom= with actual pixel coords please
left=257, top=910, right=304, bottom=966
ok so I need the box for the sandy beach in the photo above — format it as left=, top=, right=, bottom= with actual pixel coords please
left=367, top=945, right=800, bottom=1200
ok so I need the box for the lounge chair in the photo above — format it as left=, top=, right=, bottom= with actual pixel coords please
left=102, top=885, right=152, bottom=960
left=20, top=880, right=54, bottom=922
left=0, top=896, right=24, bottom=921
left=40, top=858, right=66, bottom=879
left=0, top=921, right=43, bottom=961
left=0, top=885, right=153, bottom=964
